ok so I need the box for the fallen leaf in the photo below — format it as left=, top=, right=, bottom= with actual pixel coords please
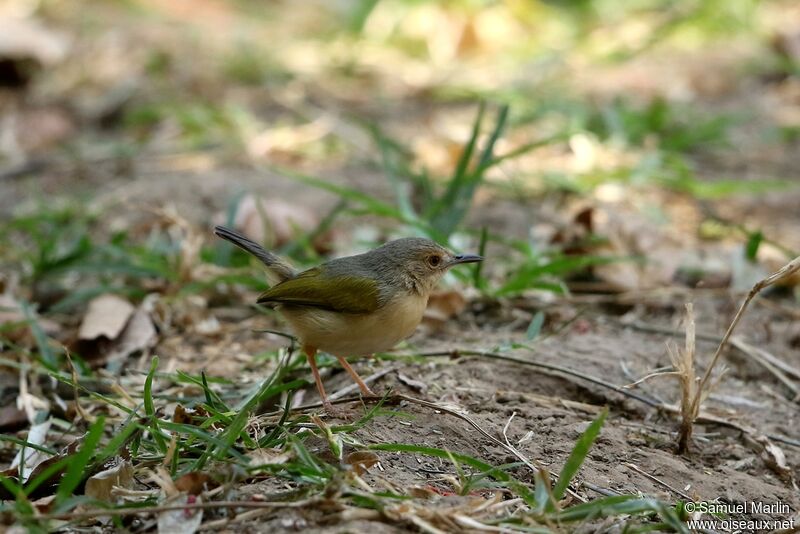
left=78, top=294, right=135, bottom=341
left=84, top=457, right=134, bottom=502
left=174, top=472, right=213, bottom=496
left=0, top=404, right=27, bottom=432
left=157, top=494, right=203, bottom=534
left=106, top=305, right=157, bottom=363
left=0, top=16, right=68, bottom=88
left=11, top=420, right=51, bottom=482
left=216, top=194, right=335, bottom=254
left=345, top=451, right=380, bottom=476
left=757, top=436, right=793, bottom=482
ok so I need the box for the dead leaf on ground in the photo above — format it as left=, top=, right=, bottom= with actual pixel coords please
left=553, top=204, right=685, bottom=291
left=78, top=294, right=135, bottom=341
left=174, top=472, right=214, bottom=496
left=75, top=296, right=156, bottom=369
left=84, top=457, right=134, bottom=503
left=756, top=435, right=794, bottom=482
left=345, top=451, right=380, bottom=476
left=217, top=194, right=335, bottom=254
left=10, top=419, right=51, bottom=482
left=0, top=404, right=28, bottom=431
left=106, top=305, right=157, bottom=365
left=0, top=15, right=68, bottom=88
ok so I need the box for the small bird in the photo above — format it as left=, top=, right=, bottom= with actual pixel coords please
left=214, top=225, right=482, bottom=414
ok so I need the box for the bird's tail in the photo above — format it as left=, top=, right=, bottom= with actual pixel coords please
left=213, top=225, right=295, bottom=282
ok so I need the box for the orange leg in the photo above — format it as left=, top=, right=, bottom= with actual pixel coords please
left=336, top=355, right=377, bottom=397
left=304, top=345, right=335, bottom=414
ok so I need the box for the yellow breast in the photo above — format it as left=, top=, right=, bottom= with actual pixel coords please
left=279, top=293, right=428, bottom=356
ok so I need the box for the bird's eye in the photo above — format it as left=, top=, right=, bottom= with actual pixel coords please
left=427, top=255, right=442, bottom=267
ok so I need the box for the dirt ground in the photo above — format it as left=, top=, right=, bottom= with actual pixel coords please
left=5, top=154, right=799, bottom=531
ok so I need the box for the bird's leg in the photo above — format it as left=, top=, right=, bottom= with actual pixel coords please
left=304, top=345, right=336, bottom=414
left=336, top=355, right=377, bottom=397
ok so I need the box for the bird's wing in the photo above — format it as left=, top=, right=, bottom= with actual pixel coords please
left=256, top=268, right=381, bottom=313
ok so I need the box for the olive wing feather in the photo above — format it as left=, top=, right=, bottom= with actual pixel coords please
left=256, top=268, right=380, bottom=313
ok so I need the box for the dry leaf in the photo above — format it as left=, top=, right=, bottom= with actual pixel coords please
left=11, top=420, right=51, bottom=482
left=174, top=472, right=213, bottom=496
left=157, top=494, right=203, bottom=534
left=345, top=451, right=380, bottom=476
left=556, top=204, right=683, bottom=291
left=217, top=194, right=336, bottom=254
left=234, top=194, right=319, bottom=249
left=0, top=405, right=27, bottom=431
left=84, top=457, right=134, bottom=502
left=757, top=436, right=793, bottom=482
left=106, top=305, right=157, bottom=362
left=0, top=16, right=68, bottom=87
left=78, top=294, right=135, bottom=341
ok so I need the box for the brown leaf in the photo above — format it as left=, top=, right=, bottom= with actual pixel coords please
left=0, top=405, right=28, bottom=432
left=757, top=436, right=793, bottom=482
left=0, top=16, right=68, bottom=88
left=106, top=305, right=157, bottom=362
left=174, top=472, right=213, bottom=496
left=217, top=194, right=335, bottom=255
left=84, top=458, right=134, bottom=502
left=344, top=451, right=379, bottom=476
left=78, top=294, right=135, bottom=341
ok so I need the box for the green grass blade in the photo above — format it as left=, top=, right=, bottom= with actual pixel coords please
left=550, top=408, right=607, bottom=508
left=0, top=436, right=57, bottom=456
left=54, top=416, right=105, bottom=509
left=369, top=443, right=536, bottom=506
left=525, top=312, right=545, bottom=341
left=144, top=356, right=167, bottom=453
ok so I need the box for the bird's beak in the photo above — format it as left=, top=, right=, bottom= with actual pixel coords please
left=449, top=254, right=483, bottom=266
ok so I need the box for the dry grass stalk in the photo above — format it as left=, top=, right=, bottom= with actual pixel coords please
left=669, top=303, right=697, bottom=453
left=680, top=255, right=800, bottom=453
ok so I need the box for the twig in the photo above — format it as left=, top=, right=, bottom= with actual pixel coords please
left=623, top=462, right=692, bottom=501
left=730, top=337, right=800, bottom=398
left=412, top=350, right=663, bottom=408
left=329, top=365, right=400, bottom=401
left=686, top=256, right=800, bottom=448
left=400, top=350, right=800, bottom=450
left=622, top=319, right=800, bottom=386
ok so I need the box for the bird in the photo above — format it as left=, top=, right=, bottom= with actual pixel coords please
left=214, top=225, right=482, bottom=414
